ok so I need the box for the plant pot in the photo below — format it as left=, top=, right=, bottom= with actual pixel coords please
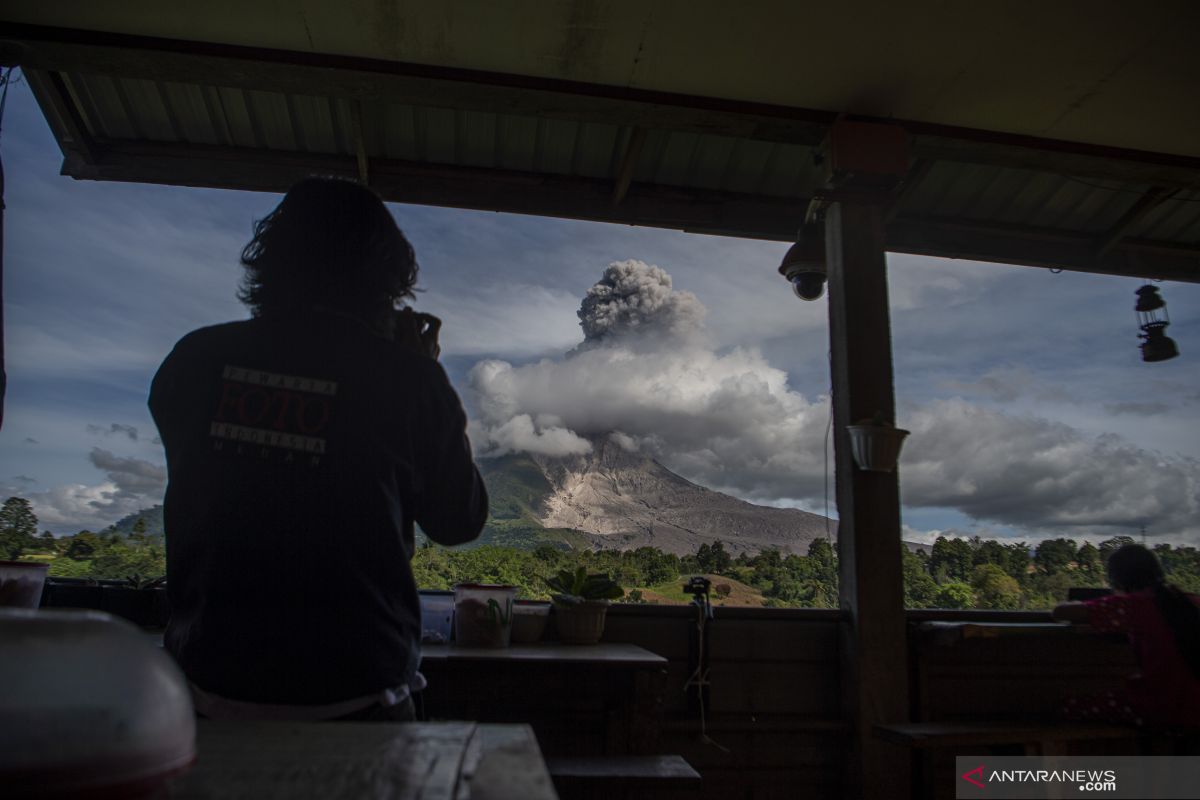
left=846, top=424, right=910, bottom=472
left=553, top=600, right=610, bottom=645
left=510, top=601, right=551, bottom=643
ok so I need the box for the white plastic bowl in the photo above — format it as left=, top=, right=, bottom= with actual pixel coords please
left=0, top=608, right=196, bottom=797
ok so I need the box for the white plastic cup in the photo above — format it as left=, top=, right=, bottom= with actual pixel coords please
left=418, top=591, right=455, bottom=643
left=453, top=583, right=516, bottom=647
left=0, top=561, right=49, bottom=608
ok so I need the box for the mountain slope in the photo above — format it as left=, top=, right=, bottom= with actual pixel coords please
left=479, top=435, right=834, bottom=556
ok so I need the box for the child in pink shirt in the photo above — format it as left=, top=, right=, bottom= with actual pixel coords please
left=1053, top=544, right=1200, bottom=727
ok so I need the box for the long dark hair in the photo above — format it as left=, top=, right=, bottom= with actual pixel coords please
left=239, top=177, right=418, bottom=319
left=1107, top=544, right=1200, bottom=678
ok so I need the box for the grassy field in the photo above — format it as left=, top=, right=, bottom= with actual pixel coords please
left=640, top=573, right=766, bottom=607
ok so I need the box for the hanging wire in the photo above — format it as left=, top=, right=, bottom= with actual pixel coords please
left=0, top=68, right=11, bottom=433
left=681, top=586, right=729, bottom=754
left=823, top=349, right=833, bottom=545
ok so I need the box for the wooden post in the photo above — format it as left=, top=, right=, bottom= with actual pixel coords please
left=826, top=200, right=910, bottom=799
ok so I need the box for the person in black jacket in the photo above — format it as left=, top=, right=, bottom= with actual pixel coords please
left=150, top=177, right=487, bottom=721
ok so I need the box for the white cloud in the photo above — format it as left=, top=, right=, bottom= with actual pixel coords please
left=422, top=283, right=582, bottom=357
left=20, top=481, right=153, bottom=533
left=86, top=423, right=141, bottom=441
left=87, top=448, right=166, bottom=499
left=901, top=399, right=1200, bottom=536
left=9, top=449, right=166, bottom=534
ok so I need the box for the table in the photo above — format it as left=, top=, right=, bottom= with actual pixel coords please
left=167, top=720, right=556, bottom=800
left=420, top=642, right=667, bottom=667
left=418, top=643, right=668, bottom=756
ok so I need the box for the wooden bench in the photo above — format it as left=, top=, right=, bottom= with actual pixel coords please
left=545, top=755, right=700, bottom=800
left=875, top=720, right=1138, bottom=756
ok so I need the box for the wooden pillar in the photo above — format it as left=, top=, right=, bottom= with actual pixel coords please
left=826, top=200, right=910, bottom=799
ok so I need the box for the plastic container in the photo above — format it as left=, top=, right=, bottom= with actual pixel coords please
left=0, top=561, right=49, bottom=608
left=555, top=600, right=611, bottom=644
left=510, top=600, right=551, bottom=643
left=419, top=590, right=455, bottom=643
left=453, top=583, right=516, bottom=648
left=0, top=608, right=196, bottom=796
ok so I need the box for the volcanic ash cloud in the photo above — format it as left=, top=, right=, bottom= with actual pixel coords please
left=468, top=259, right=829, bottom=500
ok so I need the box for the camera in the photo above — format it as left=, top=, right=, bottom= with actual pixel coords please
left=683, top=576, right=712, bottom=598
left=784, top=267, right=827, bottom=301
left=777, top=221, right=827, bottom=302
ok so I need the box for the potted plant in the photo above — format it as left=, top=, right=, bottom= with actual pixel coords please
left=545, top=567, right=624, bottom=645
left=845, top=412, right=910, bottom=473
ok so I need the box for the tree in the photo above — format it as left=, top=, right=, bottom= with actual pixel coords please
left=902, top=545, right=937, bottom=608
left=129, top=517, right=150, bottom=546
left=0, top=497, right=38, bottom=560
left=807, top=539, right=837, bottom=585
left=971, top=564, right=1022, bottom=610
left=1034, top=538, right=1077, bottom=575
left=1098, top=535, right=1137, bottom=563
left=627, top=547, right=678, bottom=585
left=933, top=582, right=975, bottom=609
left=63, top=531, right=101, bottom=560
left=38, top=530, right=59, bottom=554
left=973, top=539, right=1007, bottom=569
left=1075, top=542, right=1103, bottom=583
left=930, top=536, right=973, bottom=583
left=696, top=540, right=733, bottom=575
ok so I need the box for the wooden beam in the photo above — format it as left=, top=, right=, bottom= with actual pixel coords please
left=611, top=127, right=647, bottom=207
left=61, top=140, right=812, bottom=240
left=888, top=213, right=1200, bottom=283
left=349, top=99, right=369, bottom=185
left=908, top=131, right=1200, bottom=189
left=47, top=136, right=1200, bottom=282
left=826, top=200, right=909, bottom=800
left=883, top=157, right=933, bottom=225
left=1093, top=187, right=1175, bottom=258
left=21, top=68, right=98, bottom=164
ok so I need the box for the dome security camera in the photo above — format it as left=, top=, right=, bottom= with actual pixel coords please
left=784, top=266, right=827, bottom=301
left=778, top=222, right=827, bottom=301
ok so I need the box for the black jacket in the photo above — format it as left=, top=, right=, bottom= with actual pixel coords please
left=149, top=312, right=486, bottom=704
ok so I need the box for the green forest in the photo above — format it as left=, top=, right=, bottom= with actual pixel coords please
left=5, top=496, right=1199, bottom=609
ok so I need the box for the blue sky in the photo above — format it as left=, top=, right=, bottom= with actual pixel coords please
left=3, top=74, right=1199, bottom=546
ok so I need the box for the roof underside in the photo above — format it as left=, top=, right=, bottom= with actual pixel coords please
left=2, top=2, right=1199, bottom=282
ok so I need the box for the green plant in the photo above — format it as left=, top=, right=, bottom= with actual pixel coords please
left=124, top=574, right=166, bottom=590
left=545, top=566, right=624, bottom=606
left=486, top=597, right=512, bottom=625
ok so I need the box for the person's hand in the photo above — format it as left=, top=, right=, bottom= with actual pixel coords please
left=394, top=308, right=442, bottom=359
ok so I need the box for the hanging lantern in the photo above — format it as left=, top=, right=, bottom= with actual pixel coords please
left=1135, top=285, right=1179, bottom=362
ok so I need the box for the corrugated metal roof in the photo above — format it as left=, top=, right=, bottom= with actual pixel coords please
left=56, top=71, right=1200, bottom=258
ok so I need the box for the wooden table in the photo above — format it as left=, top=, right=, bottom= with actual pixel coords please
left=419, top=643, right=668, bottom=757
left=420, top=642, right=667, bottom=668
left=167, top=720, right=557, bottom=800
